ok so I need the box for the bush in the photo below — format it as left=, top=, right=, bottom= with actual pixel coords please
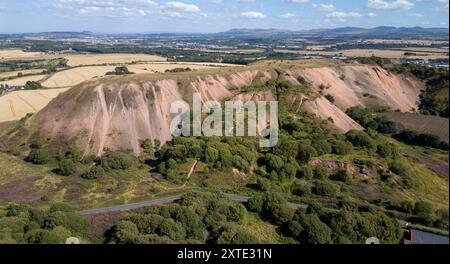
left=297, top=144, right=317, bottom=164
left=313, top=167, right=329, bottom=180
left=270, top=204, right=294, bottom=226
left=331, top=170, right=353, bottom=184
left=292, top=180, right=312, bottom=197
left=109, top=220, right=139, bottom=244
left=49, top=203, right=74, bottom=213
left=82, top=166, right=105, bottom=180
left=389, top=159, right=410, bottom=177
left=55, top=159, right=76, bottom=176
left=414, top=201, right=434, bottom=218
left=28, top=149, right=51, bottom=165
left=247, top=194, right=264, bottom=213
left=157, top=218, right=186, bottom=241
left=325, top=94, right=335, bottom=103
left=300, top=214, right=333, bottom=244
left=23, top=81, right=42, bottom=90
left=400, top=200, right=415, bottom=214
left=297, top=166, right=313, bottom=180
left=346, top=130, right=377, bottom=150
left=313, top=181, right=340, bottom=197
left=106, top=66, right=134, bottom=75
left=101, top=151, right=135, bottom=170
left=332, top=140, right=353, bottom=155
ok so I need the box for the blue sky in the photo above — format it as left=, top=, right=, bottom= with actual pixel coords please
left=0, top=0, right=448, bottom=33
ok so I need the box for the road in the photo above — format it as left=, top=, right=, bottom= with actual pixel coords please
left=80, top=194, right=307, bottom=215
left=79, top=193, right=447, bottom=244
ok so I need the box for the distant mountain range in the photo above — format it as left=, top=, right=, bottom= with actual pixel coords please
left=2, top=27, right=448, bottom=39
left=215, top=26, right=449, bottom=38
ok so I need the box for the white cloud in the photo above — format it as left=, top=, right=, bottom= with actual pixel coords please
left=312, top=3, right=335, bottom=11
left=368, top=12, right=377, bottom=17
left=280, top=13, right=297, bottom=18
left=326, top=11, right=363, bottom=18
left=162, top=2, right=200, bottom=13
left=367, top=0, right=414, bottom=10
left=241, top=11, right=267, bottom=18
left=284, top=0, right=310, bottom=3
left=326, top=11, right=363, bottom=22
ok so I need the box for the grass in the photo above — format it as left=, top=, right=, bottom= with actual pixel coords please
left=379, top=112, right=449, bottom=142
left=241, top=213, right=297, bottom=244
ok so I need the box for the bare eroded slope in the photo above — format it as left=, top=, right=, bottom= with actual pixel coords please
left=25, top=62, right=420, bottom=156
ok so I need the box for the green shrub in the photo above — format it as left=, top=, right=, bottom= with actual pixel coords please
left=313, top=181, right=340, bottom=197
left=332, top=170, right=353, bottom=184
left=414, top=201, right=434, bottom=218
left=292, top=180, right=312, bottom=197
left=101, top=151, right=135, bottom=170
left=346, top=130, right=377, bottom=150
left=313, top=167, right=329, bottom=180
left=28, top=149, right=51, bottom=165
left=332, top=140, right=353, bottom=155
left=55, top=159, right=76, bottom=176
left=82, top=166, right=105, bottom=180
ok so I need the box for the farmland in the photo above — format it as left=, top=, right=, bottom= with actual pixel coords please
left=0, top=49, right=45, bottom=60
left=0, top=88, right=69, bottom=122
left=64, top=53, right=167, bottom=66
left=274, top=48, right=449, bottom=60
left=0, top=74, right=48, bottom=86
left=380, top=112, right=449, bottom=142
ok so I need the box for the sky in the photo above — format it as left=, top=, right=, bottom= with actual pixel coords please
left=0, top=0, right=448, bottom=33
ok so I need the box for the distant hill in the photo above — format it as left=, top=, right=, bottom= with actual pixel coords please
left=217, top=26, right=449, bottom=39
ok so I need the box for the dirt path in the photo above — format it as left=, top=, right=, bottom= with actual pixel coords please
left=182, top=160, right=198, bottom=188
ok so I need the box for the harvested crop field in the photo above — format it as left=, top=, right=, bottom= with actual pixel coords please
left=42, top=63, right=235, bottom=88
left=65, top=53, right=167, bottom=66
left=0, top=88, right=69, bottom=122
left=381, top=112, right=449, bottom=142
left=0, top=49, right=44, bottom=60
left=0, top=69, right=46, bottom=79
left=42, top=66, right=115, bottom=88
left=0, top=74, right=48, bottom=86
left=127, top=62, right=232, bottom=73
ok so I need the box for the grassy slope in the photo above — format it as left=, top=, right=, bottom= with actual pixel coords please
left=380, top=112, right=449, bottom=142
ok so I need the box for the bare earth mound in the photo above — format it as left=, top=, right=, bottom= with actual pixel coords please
left=18, top=61, right=421, bottom=156
left=296, top=65, right=422, bottom=112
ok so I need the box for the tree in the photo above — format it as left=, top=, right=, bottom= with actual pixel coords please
left=332, top=169, right=353, bottom=184
left=157, top=218, right=186, bottom=241
left=346, top=130, right=377, bottom=150
left=205, top=147, right=219, bottom=164
left=109, top=220, right=139, bottom=244
left=271, top=204, right=294, bottom=225
left=247, top=194, right=264, bottom=214
left=23, top=81, right=42, bottom=90
left=313, top=181, right=340, bottom=197
left=55, top=159, right=76, bottom=176
left=297, top=144, right=317, bottom=164
left=292, top=180, right=312, bottom=197
left=332, top=140, right=353, bottom=155
left=300, top=214, right=332, bottom=244
left=313, top=167, right=329, bottom=180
